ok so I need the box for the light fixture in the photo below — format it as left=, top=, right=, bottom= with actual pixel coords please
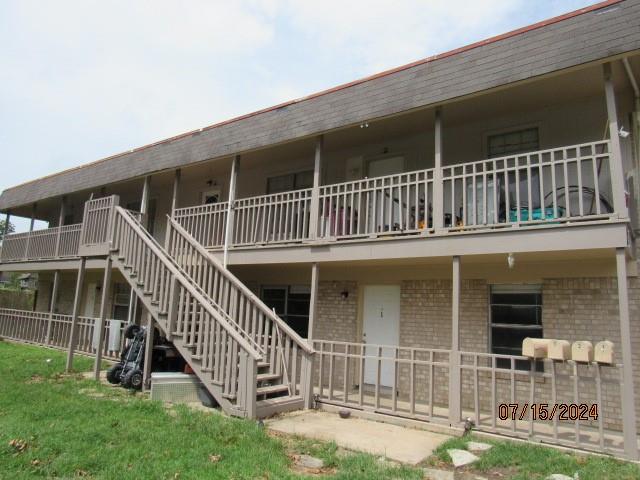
left=341, top=289, right=349, bottom=299
left=619, top=126, right=630, bottom=138
left=359, top=122, right=369, bottom=129
left=507, top=252, right=515, bottom=269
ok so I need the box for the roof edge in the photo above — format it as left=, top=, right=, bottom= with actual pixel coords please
left=2, top=0, right=625, bottom=196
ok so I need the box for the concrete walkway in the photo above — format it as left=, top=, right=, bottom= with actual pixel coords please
left=266, top=410, right=452, bottom=464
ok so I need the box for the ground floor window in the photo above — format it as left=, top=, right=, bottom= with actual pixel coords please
left=490, top=284, right=542, bottom=369
left=260, top=285, right=310, bottom=338
left=112, top=283, right=131, bottom=321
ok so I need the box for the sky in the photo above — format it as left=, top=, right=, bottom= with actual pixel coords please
left=0, top=0, right=598, bottom=232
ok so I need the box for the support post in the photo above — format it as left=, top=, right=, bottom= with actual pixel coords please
left=2, top=211, right=10, bottom=239
left=616, top=248, right=639, bottom=460
left=604, top=63, right=629, bottom=219
left=140, top=175, right=151, bottom=228
left=142, top=311, right=155, bottom=390
left=449, top=255, right=461, bottom=425
left=170, top=168, right=181, bottom=215
left=24, top=203, right=36, bottom=258
left=66, top=257, right=87, bottom=372
left=303, top=262, right=319, bottom=409
left=93, top=257, right=112, bottom=380
left=54, top=197, right=66, bottom=257
left=45, top=270, right=60, bottom=345
left=223, top=155, right=239, bottom=268
left=433, top=108, right=444, bottom=231
left=309, top=136, right=324, bottom=240
left=29, top=203, right=36, bottom=232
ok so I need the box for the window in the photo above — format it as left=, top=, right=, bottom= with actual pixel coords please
left=112, top=283, right=131, bottom=321
left=261, top=285, right=310, bottom=337
left=267, top=170, right=313, bottom=194
left=490, top=285, right=542, bottom=369
left=487, top=127, right=539, bottom=158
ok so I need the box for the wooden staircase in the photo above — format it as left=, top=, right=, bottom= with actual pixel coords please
left=100, top=201, right=312, bottom=418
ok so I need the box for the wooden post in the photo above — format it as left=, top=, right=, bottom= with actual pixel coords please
left=171, top=168, right=181, bottom=215
left=223, top=155, right=239, bottom=268
left=24, top=203, right=36, bottom=258
left=45, top=270, right=60, bottom=345
left=93, top=257, right=112, bottom=380
left=616, top=248, right=639, bottom=460
left=29, top=203, right=36, bottom=232
left=54, top=197, right=66, bottom=257
left=140, top=175, right=151, bottom=228
left=604, top=63, right=629, bottom=219
left=449, top=255, right=461, bottom=425
left=433, top=108, right=444, bottom=231
left=240, top=351, right=257, bottom=418
left=303, top=262, right=319, bottom=409
left=142, top=312, right=155, bottom=390
left=66, top=257, right=87, bottom=372
left=309, top=136, right=324, bottom=240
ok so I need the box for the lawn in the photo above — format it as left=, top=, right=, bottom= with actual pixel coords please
left=1, top=341, right=639, bottom=480
left=0, top=341, right=421, bottom=479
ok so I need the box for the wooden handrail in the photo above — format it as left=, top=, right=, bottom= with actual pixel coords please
left=113, top=206, right=262, bottom=361
left=168, top=216, right=314, bottom=355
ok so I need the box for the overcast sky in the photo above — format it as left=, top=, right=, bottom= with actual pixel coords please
left=1, top=0, right=596, bottom=231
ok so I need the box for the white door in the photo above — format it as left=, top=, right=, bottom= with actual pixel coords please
left=363, top=285, right=400, bottom=387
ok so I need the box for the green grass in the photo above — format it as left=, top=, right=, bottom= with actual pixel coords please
left=0, top=341, right=422, bottom=479
left=2, top=341, right=640, bottom=480
left=429, top=435, right=640, bottom=480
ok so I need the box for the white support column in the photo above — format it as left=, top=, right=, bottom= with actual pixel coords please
left=54, top=197, right=66, bottom=257
left=604, top=63, right=630, bottom=219
left=616, top=248, right=639, bottom=460
left=304, top=262, right=319, bottom=409
left=142, top=312, right=156, bottom=390
left=66, top=257, right=87, bottom=372
left=140, top=175, right=151, bottom=228
left=433, top=108, right=444, bottom=232
left=449, top=255, right=461, bottom=425
left=93, top=257, right=112, bottom=380
left=309, top=136, right=324, bottom=240
left=223, top=155, right=240, bottom=269
left=45, top=270, right=60, bottom=345
left=170, top=168, right=181, bottom=215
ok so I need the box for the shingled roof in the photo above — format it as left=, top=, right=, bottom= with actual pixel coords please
left=1, top=0, right=638, bottom=211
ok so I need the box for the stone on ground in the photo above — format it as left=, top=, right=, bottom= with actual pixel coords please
left=447, top=449, right=479, bottom=468
left=296, top=454, right=324, bottom=469
left=467, top=441, right=492, bottom=452
left=546, top=475, right=574, bottom=480
left=422, top=467, right=454, bottom=480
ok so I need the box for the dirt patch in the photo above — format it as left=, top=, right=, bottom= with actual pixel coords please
left=26, top=374, right=45, bottom=384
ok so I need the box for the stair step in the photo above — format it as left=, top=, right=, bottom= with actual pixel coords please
left=256, top=395, right=304, bottom=418
left=257, top=384, right=289, bottom=396
left=257, top=362, right=271, bottom=368
left=257, top=373, right=281, bottom=383
left=191, top=354, right=202, bottom=361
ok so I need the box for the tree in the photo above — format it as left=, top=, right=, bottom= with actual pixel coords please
left=0, top=218, right=15, bottom=242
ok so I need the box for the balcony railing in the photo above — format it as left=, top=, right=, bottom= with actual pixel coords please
left=172, top=140, right=617, bottom=249
left=0, top=223, right=82, bottom=263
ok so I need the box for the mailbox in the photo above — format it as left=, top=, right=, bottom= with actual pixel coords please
left=548, top=339, right=571, bottom=361
left=522, top=338, right=551, bottom=358
left=594, top=340, right=614, bottom=365
left=571, top=341, right=593, bottom=362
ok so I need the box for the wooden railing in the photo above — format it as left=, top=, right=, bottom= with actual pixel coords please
left=0, top=224, right=82, bottom=263
left=79, top=196, right=119, bottom=254
left=0, top=308, right=124, bottom=360
left=233, top=189, right=313, bottom=245
left=458, top=351, right=625, bottom=456
left=317, top=169, right=434, bottom=238
left=170, top=141, right=617, bottom=250
left=442, top=141, right=614, bottom=229
left=111, top=206, right=262, bottom=411
left=313, top=340, right=451, bottom=421
left=166, top=216, right=314, bottom=399
left=173, top=202, right=229, bottom=248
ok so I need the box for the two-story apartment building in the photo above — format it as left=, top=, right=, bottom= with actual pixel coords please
left=1, top=0, right=640, bottom=460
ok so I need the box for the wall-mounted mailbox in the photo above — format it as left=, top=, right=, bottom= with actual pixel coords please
left=522, top=338, right=552, bottom=358
left=548, top=339, right=571, bottom=361
left=594, top=340, right=614, bottom=364
left=571, top=341, right=593, bottom=362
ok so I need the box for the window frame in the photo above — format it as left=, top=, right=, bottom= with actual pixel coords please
left=485, top=126, right=540, bottom=159
left=260, top=284, right=311, bottom=338
left=266, top=170, right=314, bottom=195
left=489, top=284, right=543, bottom=369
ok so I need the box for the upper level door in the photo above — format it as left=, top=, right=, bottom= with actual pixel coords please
left=362, top=285, right=400, bottom=387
